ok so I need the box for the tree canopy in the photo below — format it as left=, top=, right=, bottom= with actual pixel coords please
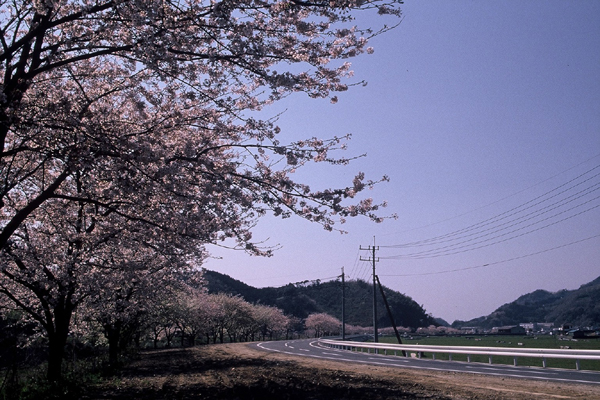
left=0, top=0, right=401, bottom=248
left=0, top=0, right=402, bottom=382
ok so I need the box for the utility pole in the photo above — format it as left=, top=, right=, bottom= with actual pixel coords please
left=360, top=237, right=379, bottom=342
left=341, top=267, right=346, bottom=340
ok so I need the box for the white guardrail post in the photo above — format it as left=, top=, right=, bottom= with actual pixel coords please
left=319, top=338, right=600, bottom=371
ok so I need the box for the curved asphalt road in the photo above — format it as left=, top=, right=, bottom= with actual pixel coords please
left=255, top=338, right=600, bottom=385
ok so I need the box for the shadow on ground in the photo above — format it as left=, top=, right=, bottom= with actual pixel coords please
left=85, top=346, right=448, bottom=400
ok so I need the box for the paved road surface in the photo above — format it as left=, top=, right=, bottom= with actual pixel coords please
left=256, top=338, right=600, bottom=385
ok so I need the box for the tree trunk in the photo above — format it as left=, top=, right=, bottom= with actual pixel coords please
left=134, top=331, right=141, bottom=349
left=105, top=322, right=122, bottom=370
left=46, top=306, right=73, bottom=382
left=47, top=335, right=67, bottom=383
left=153, top=326, right=163, bottom=349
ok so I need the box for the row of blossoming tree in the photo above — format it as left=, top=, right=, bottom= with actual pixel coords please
left=0, top=0, right=402, bottom=384
left=2, top=272, right=368, bottom=380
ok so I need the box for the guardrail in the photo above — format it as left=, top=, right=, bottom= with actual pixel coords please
left=319, top=338, right=600, bottom=370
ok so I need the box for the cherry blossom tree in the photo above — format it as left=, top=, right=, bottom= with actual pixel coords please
left=194, top=293, right=226, bottom=345
left=150, top=299, right=181, bottom=348
left=305, top=312, right=341, bottom=337
left=252, top=304, right=289, bottom=340
left=0, top=0, right=401, bottom=252
left=0, top=0, right=402, bottom=383
left=84, top=255, right=203, bottom=367
left=169, top=283, right=213, bottom=347
left=217, top=294, right=255, bottom=343
left=142, top=290, right=290, bottom=345
left=0, top=183, right=204, bottom=380
left=415, top=325, right=459, bottom=336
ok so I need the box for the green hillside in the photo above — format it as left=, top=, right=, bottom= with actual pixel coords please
left=202, top=269, right=437, bottom=328
left=452, top=276, right=600, bottom=329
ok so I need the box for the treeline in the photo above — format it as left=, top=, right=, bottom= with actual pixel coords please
left=0, top=267, right=441, bottom=398
left=202, top=269, right=438, bottom=329
left=0, top=277, right=351, bottom=394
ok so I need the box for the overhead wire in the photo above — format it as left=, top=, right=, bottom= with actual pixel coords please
left=352, top=236, right=377, bottom=281
left=378, top=161, right=600, bottom=260
left=378, top=152, right=600, bottom=238
left=385, top=171, right=600, bottom=250
left=359, top=257, right=373, bottom=281
left=381, top=192, right=600, bottom=259
left=348, top=248, right=363, bottom=280
left=382, top=164, right=600, bottom=249
left=356, top=258, right=369, bottom=281
left=379, top=233, right=600, bottom=277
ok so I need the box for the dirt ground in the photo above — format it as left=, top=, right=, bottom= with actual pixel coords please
left=85, top=342, right=600, bottom=399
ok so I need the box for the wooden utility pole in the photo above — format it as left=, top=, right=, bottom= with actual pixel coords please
left=360, top=237, right=379, bottom=342
left=341, top=267, right=346, bottom=340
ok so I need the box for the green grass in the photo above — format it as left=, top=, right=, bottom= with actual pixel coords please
left=360, top=335, right=600, bottom=371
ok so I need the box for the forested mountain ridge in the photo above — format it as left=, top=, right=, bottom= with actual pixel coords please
left=452, top=276, right=600, bottom=329
left=202, top=269, right=437, bottom=328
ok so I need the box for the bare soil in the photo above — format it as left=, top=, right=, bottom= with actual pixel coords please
left=85, top=343, right=600, bottom=399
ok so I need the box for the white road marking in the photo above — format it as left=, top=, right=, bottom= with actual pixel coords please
left=369, top=357, right=409, bottom=363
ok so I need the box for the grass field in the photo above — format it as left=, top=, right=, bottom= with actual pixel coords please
left=362, top=335, right=600, bottom=371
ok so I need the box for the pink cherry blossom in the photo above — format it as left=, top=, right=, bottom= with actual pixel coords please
left=0, top=0, right=401, bottom=383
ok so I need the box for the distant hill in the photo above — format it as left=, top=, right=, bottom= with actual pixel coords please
left=434, top=318, right=450, bottom=327
left=202, top=269, right=437, bottom=329
left=452, top=276, right=600, bottom=329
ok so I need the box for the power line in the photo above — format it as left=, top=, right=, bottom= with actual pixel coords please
left=385, top=174, right=600, bottom=250
left=382, top=194, right=600, bottom=259
left=348, top=248, right=363, bottom=281
left=379, top=153, right=600, bottom=238
left=379, top=233, right=600, bottom=277
left=382, top=164, right=600, bottom=250
left=352, top=237, right=376, bottom=281
left=358, top=258, right=372, bottom=281
left=374, top=157, right=600, bottom=261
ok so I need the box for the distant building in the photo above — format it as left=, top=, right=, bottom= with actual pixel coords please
left=519, top=322, right=554, bottom=333
left=493, top=325, right=526, bottom=335
left=459, top=327, right=481, bottom=334
left=559, top=324, right=573, bottom=332
left=519, top=322, right=537, bottom=332
left=567, top=329, right=599, bottom=339
left=537, top=323, right=555, bottom=332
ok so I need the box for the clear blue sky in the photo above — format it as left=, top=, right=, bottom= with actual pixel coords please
left=205, top=0, right=600, bottom=324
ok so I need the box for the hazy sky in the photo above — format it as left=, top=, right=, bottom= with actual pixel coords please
left=205, top=0, right=600, bottom=324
